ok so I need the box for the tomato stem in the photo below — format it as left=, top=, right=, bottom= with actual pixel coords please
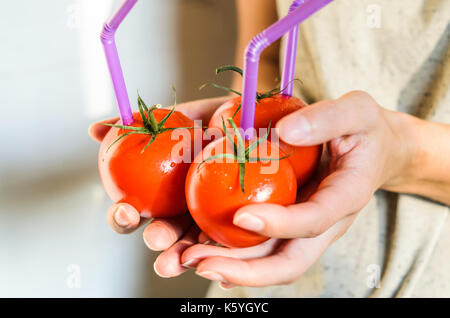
left=102, top=87, right=198, bottom=153
left=201, top=65, right=303, bottom=118
left=199, top=116, right=288, bottom=193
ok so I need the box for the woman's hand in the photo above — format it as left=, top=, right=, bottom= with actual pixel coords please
left=88, top=96, right=229, bottom=277
left=178, top=90, right=431, bottom=288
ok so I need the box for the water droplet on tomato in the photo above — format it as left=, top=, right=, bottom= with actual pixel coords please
left=160, top=160, right=176, bottom=174
left=255, top=185, right=272, bottom=202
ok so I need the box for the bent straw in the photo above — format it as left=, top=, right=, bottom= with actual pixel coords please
left=241, top=0, right=333, bottom=139
left=101, top=0, right=138, bottom=126
left=280, top=0, right=305, bottom=96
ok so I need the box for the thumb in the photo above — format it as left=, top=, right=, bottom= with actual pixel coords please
left=275, top=91, right=379, bottom=146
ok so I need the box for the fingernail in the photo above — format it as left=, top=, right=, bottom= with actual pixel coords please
left=219, top=282, right=235, bottom=290
left=279, top=115, right=311, bottom=143
left=143, top=225, right=172, bottom=251
left=114, top=206, right=131, bottom=228
left=182, top=259, right=199, bottom=269
left=153, top=262, right=170, bottom=278
left=143, top=234, right=153, bottom=250
left=233, top=213, right=264, bottom=231
left=196, top=271, right=225, bottom=282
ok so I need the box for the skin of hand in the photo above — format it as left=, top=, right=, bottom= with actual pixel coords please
left=88, top=96, right=229, bottom=277
left=89, top=91, right=450, bottom=284
left=178, top=0, right=450, bottom=288
left=177, top=90, right=450, bottom=288
left=88, top=0, right=450, bottom=285
left=86, top=0, right=279, bottom=279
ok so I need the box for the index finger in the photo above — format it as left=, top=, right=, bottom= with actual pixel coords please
left=88, top=117, right=119, bottom=143
left=175, top=96, right=230, bottom=122
left=276, top=91, right=380, bottom=146
left=233, top=165, right=372, bottom=239
left=180, top=239, right=281, bottom=268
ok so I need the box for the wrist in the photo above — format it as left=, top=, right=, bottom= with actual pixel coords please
left=381, top=110, right=450, bottom=204
left=381, top=110, right=422, bottom=192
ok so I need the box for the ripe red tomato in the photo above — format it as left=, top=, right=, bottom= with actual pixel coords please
left=208, top=94, right=322, bottom=186
left=186, top=134, right=297, bottom=248
left=99, top=109, right=196, bottom=218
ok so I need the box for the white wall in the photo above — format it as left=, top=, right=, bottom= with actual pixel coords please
left=0, top=0, right=236, bottom=297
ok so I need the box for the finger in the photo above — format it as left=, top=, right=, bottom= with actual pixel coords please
left=153, top=226, right=200, bottom=278
left=233, top=166, right=373, bottom=238
left=106, top=203, right=147, bottom=234
left=88, top=117, right=119, bottom=143
left=276, top=90, right=379, bottom=146
left=196, top=215, right=356, bottom=287
left=143, top=213, right=193, bottom=251
left=181, top=239, right=280, bottom=268
left=195, top=253, right=300, bottom=287
left=219, top=282, right=236, bottom=290
left=175, top=96, right=230, bottom=122
left=297, top=148, right=330, bottom=203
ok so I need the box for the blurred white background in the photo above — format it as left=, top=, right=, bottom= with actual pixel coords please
left=0, top=0, right=236, bottom=297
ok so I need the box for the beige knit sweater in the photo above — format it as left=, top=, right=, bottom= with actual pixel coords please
left=208, top=0, right=450, bottom=297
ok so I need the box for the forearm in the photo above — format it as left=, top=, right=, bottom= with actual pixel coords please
left=175, top=96, right=231, bottom=122
left=230, top=56, right=280, bottom=93
left=232, top=0, right=280, bottom=93
left=383, top=111, right=450, bottom=205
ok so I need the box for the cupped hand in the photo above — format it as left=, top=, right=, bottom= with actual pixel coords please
left=179, top=91, right=416, bottom=287
left=88, top=96, right=229, bottom=277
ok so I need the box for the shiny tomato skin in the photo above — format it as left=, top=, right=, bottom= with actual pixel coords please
left=186, top=136, right=297, bottom=248
left=208, top=94, right=322, bottom=186
left=99, top=111, right=196, bottom=218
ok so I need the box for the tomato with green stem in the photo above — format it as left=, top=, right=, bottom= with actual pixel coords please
left=205, top=66, right=322, bottom=186
left=99, top=92, right=198, bottom=218
left=186, top=118, right=297, bottom=248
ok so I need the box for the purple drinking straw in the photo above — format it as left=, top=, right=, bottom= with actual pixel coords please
left=101, top=0, right=138, bottom=126
left=280, top=0, right=305, bottom=96
left=241, top=0, right=333, bottom=139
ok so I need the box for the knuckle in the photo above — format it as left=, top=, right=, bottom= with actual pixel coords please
left=347, top=89, right=369, bottom=98
left=280, top=277, right=298, bottom=285
left=279, top=266, right=305, bottom=285
left=302, top=219, right=328, bottom=238
left=345, top=90, right=381, bottom=126
left=307, top=204, right=333, bottom=238
left=344, top=90, right=376, bottom=107
left=309, top=221, right=328, bottom=237
left=345, top=90, right=373, bottom=104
